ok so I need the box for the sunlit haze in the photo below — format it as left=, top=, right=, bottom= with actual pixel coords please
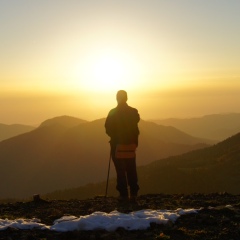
left=1, top=0, right=240, bottom=125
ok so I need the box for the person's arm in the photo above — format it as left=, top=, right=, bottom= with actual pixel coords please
left=136, top=110, right=140, bottom=123
left=132, top=108, right=140, bottom=123
left=105, top=109, right=115, bottom=137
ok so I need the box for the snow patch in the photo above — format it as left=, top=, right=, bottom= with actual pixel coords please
left=0, top=208, right=198, bottom=232
left=0, top=218, right=47, bottom=231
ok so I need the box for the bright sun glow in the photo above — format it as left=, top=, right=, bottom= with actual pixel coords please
left=73, top=49, right=141, bottom=92
left=92, top=56, right=125, bottom=88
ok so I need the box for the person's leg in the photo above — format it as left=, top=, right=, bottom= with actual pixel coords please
left=111, top=145, right=128, bottom=197
left=113, top=159, right=128, bottom=197
left=126, top=158, right=139, bottom=199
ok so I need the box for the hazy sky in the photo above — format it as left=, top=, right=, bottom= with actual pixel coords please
left=1, top=0, right=240, bottom=125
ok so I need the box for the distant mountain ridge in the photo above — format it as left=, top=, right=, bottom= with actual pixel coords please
left=151, top=113, right=240, bottom=141
left=0, top=115, right=209, bottom=199
left=39, top=115, right=87, bottom=128
left=0, top=124, right=35, bottom=142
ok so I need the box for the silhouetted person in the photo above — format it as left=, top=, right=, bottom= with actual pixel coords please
left=105, top=90, right=140, bottom=201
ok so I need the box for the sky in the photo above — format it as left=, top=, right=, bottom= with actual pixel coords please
left=1, top=0, right=240, bottom=125
left=0, top=208, right=198, bottom=231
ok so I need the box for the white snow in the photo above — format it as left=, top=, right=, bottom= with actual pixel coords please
left=0, top=208, right=198, bottom=232
left=0, top=218, right=47, bottom=231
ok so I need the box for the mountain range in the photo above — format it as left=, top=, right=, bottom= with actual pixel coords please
left=0, top=115, right=208, bottom=199
left=151, top=113, right=240, bottom=141
left=2, top=113, right=239, bottom=143
left=0, top=124, right=35, bottom=142
left=44, top=131, right=240, bottom=200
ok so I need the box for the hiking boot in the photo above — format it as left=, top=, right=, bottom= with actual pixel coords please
left=117, top=195, right=129, bottom=202
left=129, top=194, right=137, bottom=203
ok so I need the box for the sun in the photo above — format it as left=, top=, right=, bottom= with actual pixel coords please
left=92, top=56, right=125, bottom=88
left=75, top=49, right=140, bottom=92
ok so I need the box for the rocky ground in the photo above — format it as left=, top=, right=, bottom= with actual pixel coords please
left=0, top=193, right=240, bottom=240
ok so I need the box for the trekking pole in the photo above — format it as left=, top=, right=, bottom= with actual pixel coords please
left=105, top=149, right=112, bottom=197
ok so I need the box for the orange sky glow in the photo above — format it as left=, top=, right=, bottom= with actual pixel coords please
left=1, top=1, right=240, bottom=125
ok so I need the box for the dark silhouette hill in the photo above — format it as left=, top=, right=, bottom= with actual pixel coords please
left=44, top=132, right=240, bottom=200
left=0, top=123, right=35, bottom=142
left=138, top=132, right=240, bottom=194
left=0, top=116, right=208, bottom=199
left=151, top=113, right=240, bottom=141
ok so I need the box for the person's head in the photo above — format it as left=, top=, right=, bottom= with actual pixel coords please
left=116, top=90, right=128, bottom=104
